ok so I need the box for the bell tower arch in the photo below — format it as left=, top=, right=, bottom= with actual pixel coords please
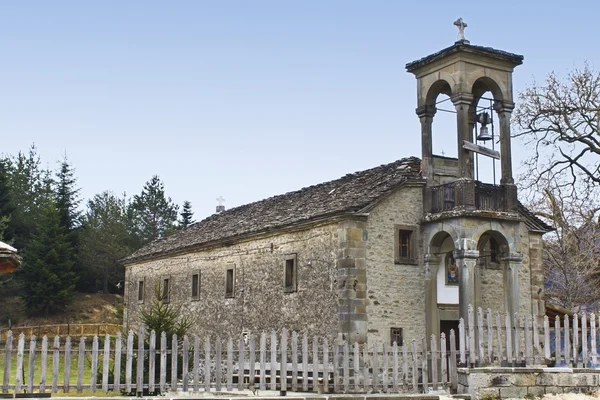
left=406, top=23, right=526, bottom=339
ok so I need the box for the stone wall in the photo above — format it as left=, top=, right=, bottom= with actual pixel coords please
left=365, top=185, right=426, bottom=345
left=124, top=222, right=340, bottom=340
left=458, top=367, right=600, bottom=399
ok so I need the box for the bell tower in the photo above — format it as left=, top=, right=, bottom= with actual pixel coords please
left=406, top=21, right=525, bottom=341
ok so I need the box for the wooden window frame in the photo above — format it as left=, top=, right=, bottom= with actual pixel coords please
left=390, top=327, right=403, bottom=346
left=394, top=225, right=417, bottom=265
left=191, top=270, right=201, bottom=300
left=225, top=265, right=236, bottom=298
left=283, top=254, right=298, bottom=293
left=162, top=275, right=171, bottom=304
left=137, top=279, right=145, bottom=304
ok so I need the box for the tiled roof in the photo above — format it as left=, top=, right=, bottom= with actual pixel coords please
left=517, top=203, right=554, bottom=233
left=123, top=157, right=423, bottom=263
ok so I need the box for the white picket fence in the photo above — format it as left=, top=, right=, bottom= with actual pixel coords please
left=1, top=327, right=458, bottom=395
left=3, top=304, right=600, bottom=396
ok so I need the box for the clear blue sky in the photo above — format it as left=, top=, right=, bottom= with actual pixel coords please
left=1, top=1, right=598, bottom=221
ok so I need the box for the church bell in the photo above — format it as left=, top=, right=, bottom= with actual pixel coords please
left=476, top=111, right=492, bottom=141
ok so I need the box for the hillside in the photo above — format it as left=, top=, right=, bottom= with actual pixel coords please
left=0, top=292, right=123, bottom=329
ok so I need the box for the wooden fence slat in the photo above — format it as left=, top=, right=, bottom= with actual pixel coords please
left=477, top=307, right=484, bottom=365
left=40, top=335, right=48, bottom=393
left=302, top=333, right=308, bottom=392
left=51, top=336, right=59, bottom=394
left=160, top=332, right=167, bottom=394
left=323, top=338, right=329, bottom=393
left=533, top=316, right=540, bottom=364
left=591, top=313, right=597, bottom=366
left=505, top=314, right=513, bottom=364
left=291, top=332, right=298, bottom=391
left=203, top=336, right=211, bottom=393
left=77, top=336, right=85, bottom=393
left=215, top=337, right=222, bottom=392
left=440, top=333, right=447, bottom=388
left=27, top=335, right=36, bottom=393
left=582, top=313, right=589, bottom=366
left=392, top=341, right=398, bottom=392
left=449, top=330, right=457, bottom=392
left=524, top=316, right=532, bottom=365
left=354, top=342, right=361, bottom=392
left=573, top=314, right=579, bottom=365
left=313, top=337, right=319, bottom=393
left=238, top=335, right=245, bottom=391
left=564, top=315, right=571, bottom=365
left=280, top=329, right=287, bottom=392
left=227, top=337, right=233, bottom=391
left=63, top=336, right=71, bottom=393
left=148, top=331, right=156, bottom=393
left=136, top=329, right=144, bottom=394
left=102, top=334, right=111, bottom=392
left=431, top=335, right=438, bottom=391
left=421, top=337, right=428, bottom=392
left=514, top=315, right=521, bottom=363
left=411, top=339, right=418, bottom=392
left=402, top=339, right=408, bottom=391
left=362, top=342, right=369, bottom=393
left=496, top=312, right=504, bottom=362
left=486, top=309, right=493, bottom=364
left=259, top=333, right=266, bottom=391
left=544, top=316, right=551, bottom=361
left=171, top=334, right=179, bottom=392
left=125, top=331, right=134, bottom=393
left=270, top=331, right=276, bottom=391
left=193, top=335, right=199, bottom=392
left=370, top=342, right=377, bottom=392
left=91, top=335, right=99, bottom=393
left=114, top=332, right=122, bottom=393
left=14, top=334, right=24, bottom=393
left=249, top=334, right=256, bottom=390
left=468, top=305, right=476, bottom=364
left=333, top=340, right=340, bottom=393
left=343, top=341, right=350, bottom=393
left=555, top=316, right=561, bottom=365
left=458, top=318, right=466, bottom=365
left=182, top=335, right=190, bottom=392
left=2, top=331, right=13, bottom=393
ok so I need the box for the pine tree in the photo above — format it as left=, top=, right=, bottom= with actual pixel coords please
left=0, top=158, right=15, bottom=242
left=178, top=200, right=195, bottom=229
left=20, top=198, right=77, bottom=316
left=129, top=176, right=178, bottom=245
left=55, top=157, right=81, bottom=233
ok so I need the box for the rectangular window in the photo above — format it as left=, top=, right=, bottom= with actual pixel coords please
left=394, top=225, right=417, bottom=264
left=191, top=272, right=200, bottom=299
left=162, top=277, right=170, bottom=303
left=284, top=254, right=297, bottom=293
left=137, top=280, right=144, bottom=303
left=225, top=267, right=235, bottom=298
left=390, top=327, right=403, bottom=346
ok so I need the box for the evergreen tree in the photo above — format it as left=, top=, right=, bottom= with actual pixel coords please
left=178, top=200, right=195, bottom=229
left=0, top=159, right=15, bottom=242
left=20, top=198, right=77, bottom=316
left=80, top=191, right=133, bottom=293
left=54, top=157, right=81, bottom=233
left=129, top=176, right=178, bottom=245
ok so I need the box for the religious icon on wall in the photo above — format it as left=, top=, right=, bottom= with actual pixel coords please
left=446, top=252, right=459, bottom=285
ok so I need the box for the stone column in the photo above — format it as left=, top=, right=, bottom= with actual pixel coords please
left=452, top=94, right=475, bottom=180
left=425, top=253, right=440, bottom=342
left=337, top=219, right=368, bottom=344
left=502, top=253, right=523, bottom=321
left=454, top=247, right=479, bottom=324
left=495, top=102, right=518, bottom=211
left=416, top=105, right=436, bottom=182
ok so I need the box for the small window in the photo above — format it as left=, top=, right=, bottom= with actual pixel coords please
left=137, top=280, right=145, bottom=303
left=225, top=266, right=235, bottom=298
left=394, top=225, right=417, bottom=264
left=284, top=254, right=297, bottom=293
left=489, top=237, right=499, bottom=263
left=191, top=272, right=200, bottom=299
left=162, top=277, right=170, bottom=303
left=390, top=327, right=403, bottom=346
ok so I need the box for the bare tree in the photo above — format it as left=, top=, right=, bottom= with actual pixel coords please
left=535, top=185, right=600, bottom=313
left=514, top=64, right=600, bottom=192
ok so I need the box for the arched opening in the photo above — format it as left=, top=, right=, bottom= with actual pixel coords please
left=477, top=230, right=511, bottom=313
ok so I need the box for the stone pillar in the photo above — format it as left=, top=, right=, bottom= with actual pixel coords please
left=425, top=253, right=440, bottom=342
left=454, top=244, right=479, bottom=324
left=495, top=102, right=518, bottom=211
left=502, top=253, right=523, bottom=321
left=416, top=105, right=436, bottom=182
left=453, top=94, right=475, bottom=180
left=337, top=219, right=368, bottom=344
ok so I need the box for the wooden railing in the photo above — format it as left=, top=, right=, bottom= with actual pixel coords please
left=427, top=180, right=505, bottom=213
left=0, top=324, right=122, bottom=342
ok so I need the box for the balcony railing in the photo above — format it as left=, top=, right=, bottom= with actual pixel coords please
left=427, top=180, right=508, bottom=214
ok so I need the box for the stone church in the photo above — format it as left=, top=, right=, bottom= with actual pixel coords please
left=122, top=35, right=552, bottom=347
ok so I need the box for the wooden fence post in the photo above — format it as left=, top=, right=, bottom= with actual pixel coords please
left=238, top=335, right=245, bottom=391
left=2, top=331, right=13, bottom=393
left=291, top=332, right=298, bottom=391
left=114, top=332, right=122, bottom=393
left=203, top=336, right=211, bottom=393
left=449, top=330, right=457, bottom=392
left=125, top=331, right=133, bottom=393
left=51, top=336, right=59, bottom=394
left=591, top=313, right=597, bottom=366
left=91, top=335, right=99, bottom=393
left=313, top=337, right=320, bottom=393
left=259, top=333, right=266, bottom=391
left=40, top=335, right=48, bottom=393
left=564, top=316, right=571, bottom=365
left=182, top=335, right=190, bottom=392
left=270, top=331, right=276, bottom=391
left=302, top=333, right=309, bottom=392
left=159, top=332, right=167, bottom=394
left=63, top=336, right=72, bottom=393
left=227, top=337, right=233, bottom=391
left=27, top=335, right=36, bottom=394
left=149, top=331, right=156, bottom=393
left=76, top=336, right=85, bottom=393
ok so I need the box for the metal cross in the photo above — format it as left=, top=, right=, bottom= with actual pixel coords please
left=216, top=196, right=225, bottom=206
left=453, top=18, right=468, bottom=41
